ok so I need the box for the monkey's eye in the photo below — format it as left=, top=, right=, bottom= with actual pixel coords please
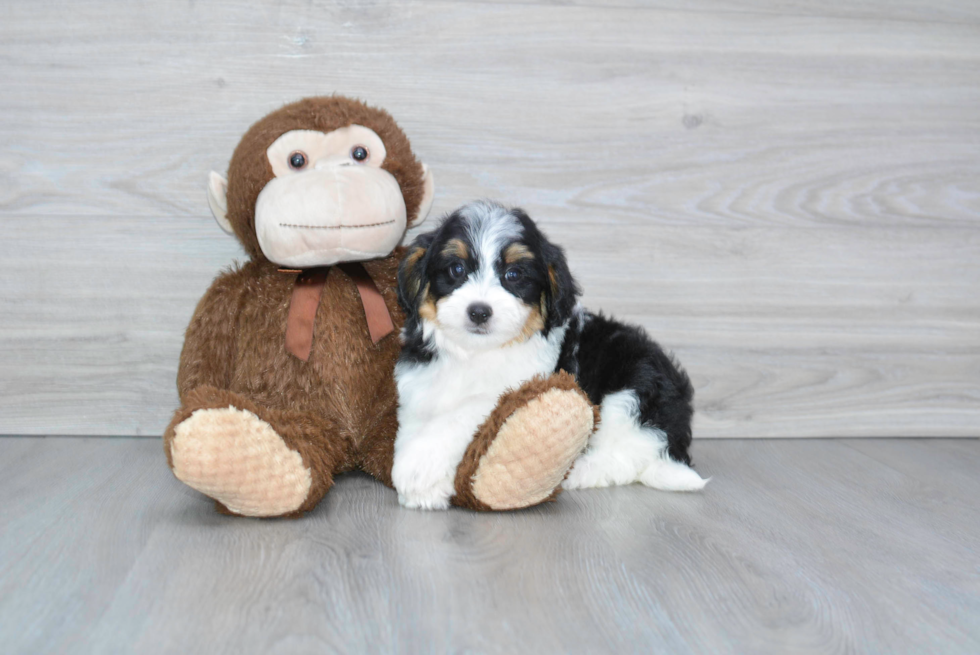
left=504, top=268, right=522, bottom=282
left=350, top=145, right=369, bottom=162
left=288, top=151, right=307, bottom=170
left=448, top=262, right=465, bottom=279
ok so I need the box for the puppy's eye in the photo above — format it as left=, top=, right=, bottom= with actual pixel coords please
left=351, top=145, right=369, bottom=162
left=288, top=151, right=307, bottom=170
left=504, top=268, right=522, bottom=282
left=448, top=262, right=465, bottom=279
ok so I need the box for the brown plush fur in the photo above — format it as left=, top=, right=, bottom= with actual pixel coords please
left=163, top=97, right=424, bottom=517
left=163, top=254, right=406, bottom=514
left=452, top=371, right=600, bottom=511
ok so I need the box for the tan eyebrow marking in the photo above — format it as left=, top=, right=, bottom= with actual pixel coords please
left=441, top=239, right=468, bottom=260
left=504, top=243, right=534, bottom=264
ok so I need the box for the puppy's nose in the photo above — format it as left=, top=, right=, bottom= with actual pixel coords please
left=467, top=303, right=493, bottom=325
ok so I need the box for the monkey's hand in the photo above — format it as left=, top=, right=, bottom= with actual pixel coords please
left=452, top=372, right=597, bottom=511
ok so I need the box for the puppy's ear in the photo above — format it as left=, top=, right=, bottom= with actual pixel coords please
left=397, top=232, right=436, bottom=317
left=540, top=236, right=580, bottom=333
left=510, top=207, right=580, bottom=334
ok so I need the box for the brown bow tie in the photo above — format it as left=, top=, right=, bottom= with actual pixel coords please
left=281, top=262, right=395, bottom=362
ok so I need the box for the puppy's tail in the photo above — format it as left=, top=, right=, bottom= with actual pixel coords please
left=639, top=454, right=709, bottom=491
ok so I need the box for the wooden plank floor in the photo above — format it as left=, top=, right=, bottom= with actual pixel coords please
left=1, top=438, right=977, bottom=654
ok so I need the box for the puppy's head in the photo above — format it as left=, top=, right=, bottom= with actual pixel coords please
left=398, top=200, right=579, bottom=357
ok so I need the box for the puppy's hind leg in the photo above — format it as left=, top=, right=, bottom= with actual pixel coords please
left=565, top=390, right=707, bottom=492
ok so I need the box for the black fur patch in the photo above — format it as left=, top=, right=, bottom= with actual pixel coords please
left=557, top=311, right=695, bottom=465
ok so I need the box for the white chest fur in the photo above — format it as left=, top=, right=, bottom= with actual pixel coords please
left=397, top=329, right=563, bottom=421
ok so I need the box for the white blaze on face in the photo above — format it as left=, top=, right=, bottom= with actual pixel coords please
left=254, top=126, right=408, bottom=268
left=433, top=203, right=532, bottom=352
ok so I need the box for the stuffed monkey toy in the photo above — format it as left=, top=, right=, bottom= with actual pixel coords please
left=163, top=96, right=597, bottom=517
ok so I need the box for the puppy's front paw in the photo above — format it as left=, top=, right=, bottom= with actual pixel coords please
left=392, top=446, right=457, bottom=511
left=397, top=478, right=454, bottom=511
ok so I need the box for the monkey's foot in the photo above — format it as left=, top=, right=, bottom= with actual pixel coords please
left=454, top=373, right=597, bottom=511
left=169, top=407, right=312, bottom=517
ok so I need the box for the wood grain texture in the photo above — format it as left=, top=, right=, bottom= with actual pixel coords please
left=2, top=215, right=978, bottom=437
left=1, top=436, right=978, bottom=654
left=1, top=0, right=978, bottom=437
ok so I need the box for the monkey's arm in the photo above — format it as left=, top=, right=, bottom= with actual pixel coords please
left=176, top=267, right=248, bottom=401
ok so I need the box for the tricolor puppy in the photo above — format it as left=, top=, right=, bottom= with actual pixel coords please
left=392, top=200, right=706, bottom=509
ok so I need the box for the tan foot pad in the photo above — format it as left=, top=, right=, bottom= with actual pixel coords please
left=471, top=388, right=594, bottom=510
left=170, top=407, right=312, bottom=517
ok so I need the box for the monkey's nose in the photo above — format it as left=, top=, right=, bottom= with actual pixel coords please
left=467, top=303, right=493, bottom=326
left=314, top=156, right=353, bottom=170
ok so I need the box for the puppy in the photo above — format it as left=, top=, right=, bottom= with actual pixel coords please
left=392, top=200, right=706, bottom=509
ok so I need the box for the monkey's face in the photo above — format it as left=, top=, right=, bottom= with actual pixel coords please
left=251, top=125, right=407, bottom=268
left=208, top=97, right=435, bottom=265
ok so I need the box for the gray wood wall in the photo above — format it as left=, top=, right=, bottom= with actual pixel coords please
left=2, top=0, right=978, bottom=438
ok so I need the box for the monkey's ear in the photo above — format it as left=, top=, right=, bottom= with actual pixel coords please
left=409, top=164, right=435, bottom=228
left=207, top=171, right=234, bottom=235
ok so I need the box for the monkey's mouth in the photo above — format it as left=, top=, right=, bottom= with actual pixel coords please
left=277, top=220, right=396, bottom=230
